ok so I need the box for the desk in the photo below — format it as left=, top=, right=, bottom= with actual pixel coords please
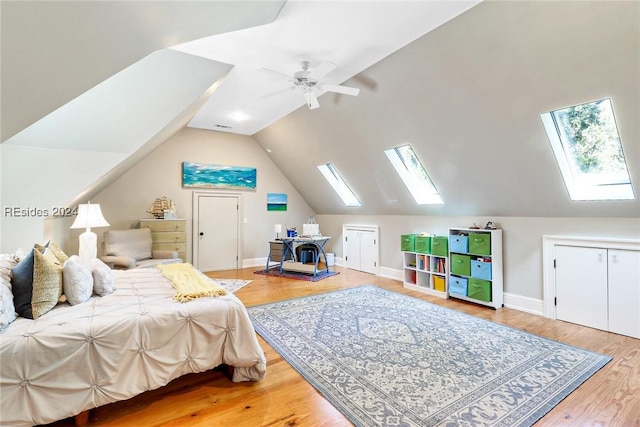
left=278, top=237, right=331, bottom=277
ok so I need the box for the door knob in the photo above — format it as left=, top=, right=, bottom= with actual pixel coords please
left=199, top=232, right=204, bottom=236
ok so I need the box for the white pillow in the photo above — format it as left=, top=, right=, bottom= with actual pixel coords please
left=0, top=253, right=18, bottom=289
left=0, top=279, right=16, bottom=330
left=62, top=256, right=94, bottom=305
left=91, top=258, right=115, bottom=296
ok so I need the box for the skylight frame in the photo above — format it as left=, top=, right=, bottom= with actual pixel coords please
left=384, top=144, right=443, bottom=205
left=540, top=98, right=634, bottom=201
left=317, top=162, right=361, bottom=207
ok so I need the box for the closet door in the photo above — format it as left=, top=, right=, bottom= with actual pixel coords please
left=555, top=245, right=608, bottom=331
left=344, top=228, right=362, bottom=270
left=359, top=230, right=378, bottom=275
left=608, top=249, right=640, bottom=339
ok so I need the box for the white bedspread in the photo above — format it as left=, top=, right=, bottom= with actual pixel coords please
left=0, top=268, right=266, bottom=426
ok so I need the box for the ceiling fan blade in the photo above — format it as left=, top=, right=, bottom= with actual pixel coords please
left=259, top=67, right=295, bottom=82
left=261, top=85, right=296, bottom=99
left=319, top=83, right=360, bottom=96
left=303, top=91, right=320, bottom=109
left=308, top=61, right=337, bottom=80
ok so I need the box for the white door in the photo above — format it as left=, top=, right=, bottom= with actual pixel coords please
left=195, top=193, right=240, bottom=272
left=344, top=228, right=362, bottom=270
left=608, top=249, right=640, bottom=338
left=360, top=230, right=378, bottom=274
left=343, top=227, right=378, bottom=275
left=555, top=245, right=608, bottom=331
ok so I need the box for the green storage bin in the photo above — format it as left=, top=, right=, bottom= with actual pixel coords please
left=430, top=236, right=448, bottom=257
left=401, top=234, right=418, bottom=252
left=469, top=233, right=491, bottom=255
left=415, top=236, right=432, bottom=254
left=468, top=278, right=492, bottom=302
left=451, top=254, right=471, bottom=276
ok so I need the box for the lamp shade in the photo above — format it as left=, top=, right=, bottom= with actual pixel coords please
left=70, top=203, right=110, bottom=230
left=274, top=224, right=282, bottom=233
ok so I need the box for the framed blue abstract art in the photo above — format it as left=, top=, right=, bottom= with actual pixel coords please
left=182, top=161, right=256, bottom=190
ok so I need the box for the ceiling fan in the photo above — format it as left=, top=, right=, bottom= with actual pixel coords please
left=261, top=61, right=360, bottom=109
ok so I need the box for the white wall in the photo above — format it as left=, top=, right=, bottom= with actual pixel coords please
left=80, top=127, right=315, bottom=263
left=0, top=50, right=232, bottom=253
left=316, top=214, right=640, bottom=301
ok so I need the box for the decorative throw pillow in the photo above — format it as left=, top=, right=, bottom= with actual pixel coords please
left=11, top=249, right=37, bottom=319
left=0, top=254, right=18, bottom=330
left=31, top=249, right=63, bottom=319
left=0, top=276, right=16, bottom=330
left=62, top=256, right=94, bottom=305
left=47, top=241, right=69, bottom=264
left=91, top=258, right=115, bottom=296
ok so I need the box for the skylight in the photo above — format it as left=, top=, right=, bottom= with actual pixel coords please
left=541, top=98, right=634, bottom=201
left=384, top=144, right=443, bottom=204
left=317, top=163, right=361, bottom=207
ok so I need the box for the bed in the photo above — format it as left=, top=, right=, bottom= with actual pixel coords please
left=0, top=267, right=266, bottom=426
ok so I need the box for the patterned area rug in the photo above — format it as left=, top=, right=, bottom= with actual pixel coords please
left=254, top=266, right=339, bottom=282
left=248, top=285, right=611, bottom=427
left=210, top=278, right=251, bottom=293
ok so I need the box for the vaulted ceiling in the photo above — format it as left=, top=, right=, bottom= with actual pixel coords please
left=253, top=1, right=640, bottom=218
left=2, top=0, right=638, bottom=219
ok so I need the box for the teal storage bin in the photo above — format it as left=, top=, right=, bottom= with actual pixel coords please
left=451, top=254, right=471, bottom=276
left=401, top=234, right=418, bottom=252
left=469, top=233, right=491, bottom=255
left=449, top=235, right=469, bottom=253
left=449, top=277, right=468, bottom=296
left=430, top=236, right=448, bottom=257
left=471, top=260, right=492, bottom=280
left=468, top=278, right=492, bottom=302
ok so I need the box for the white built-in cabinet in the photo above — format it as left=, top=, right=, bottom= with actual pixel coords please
left=544, top=236, right=640, bottom=339
left=343, top=225, right=379, bottom=275
left=607, top=249, right=640, bottom=339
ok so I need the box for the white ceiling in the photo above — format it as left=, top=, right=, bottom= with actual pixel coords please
left=2, top=1, right=637, bottom=223
left=0, top=0, right=285, bottom=142
left=171, top=1, right=481, bottom=135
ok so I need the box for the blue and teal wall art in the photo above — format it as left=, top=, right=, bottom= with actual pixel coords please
left=182, top=161, right=256, bottom=190
left=267, top=193, right=287, bottom=211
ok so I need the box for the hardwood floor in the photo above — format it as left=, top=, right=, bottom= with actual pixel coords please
left=46, top=266, right=640, bottom=427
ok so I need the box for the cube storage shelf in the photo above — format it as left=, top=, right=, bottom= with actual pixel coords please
left=448, top=228, right=503, bottom=309
left=401, top=235, right=448, bottom=299
left=401, top=229, right=503, bottom=309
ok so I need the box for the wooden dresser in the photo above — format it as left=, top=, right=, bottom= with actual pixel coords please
left=139, top=219, right=187, bottom=262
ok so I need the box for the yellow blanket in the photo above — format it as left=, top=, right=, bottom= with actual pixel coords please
left=157, top=263, right=227, bottom=302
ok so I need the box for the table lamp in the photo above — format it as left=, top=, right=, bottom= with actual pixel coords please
left=70, top=202, right=110, bottom=262
left=274, top=224, right=282, bottom=240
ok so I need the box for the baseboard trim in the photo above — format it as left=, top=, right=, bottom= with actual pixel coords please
left=379, top=267, right=403, bottom=282
left=503, top=293, right=544, bottom=316
left=243, top=258, right=267, bottom=269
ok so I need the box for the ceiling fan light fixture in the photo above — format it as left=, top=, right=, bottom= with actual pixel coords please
left=260, top=60, right=359, bottom=110
left=303, top=90, right=320, bottom=109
